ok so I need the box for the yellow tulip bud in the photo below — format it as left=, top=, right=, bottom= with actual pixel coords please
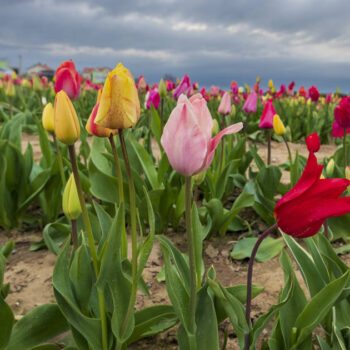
left=32, top=74, right=43, bottom=91
left=21, top=79, right=31, bottom=88
left=268, top=79, right=274, bottom=90
left=54, top=90, right=80, bottom=145
left=256, top=75, right=261, bottom=84
left=159, top=78, right=167, bottom=99
left=42, top=103, right=55, bottom=132
left=5, top=81, right=15, bottom=97
left=271, top=86, right=276, bottom=94
left=62, top=174, right=81, bottom=220
left=95, top=63, right=140, bottom=130
left=212, top=119, right=219, bottom=136
left=12, top=71, right=17, bottom=80
left=273, top=114, right=286, bottom=135
left=326, top=159, right=335, bottom=177
left=231, top=104, right=236, bottom=118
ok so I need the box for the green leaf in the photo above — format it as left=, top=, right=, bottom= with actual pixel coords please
left=292, top=271, right=349, bottom=349
left=0, top=297, right=13, bottom=349
left=231, top=237, right=285, bottom=262
left=6, top=304, right=68, bottom=350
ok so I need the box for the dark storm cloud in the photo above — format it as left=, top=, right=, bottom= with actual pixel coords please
left=1, top=0, right=350, bottom=91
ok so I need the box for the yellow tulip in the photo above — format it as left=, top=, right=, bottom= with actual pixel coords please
left=21, top=79, right=31, bottom=88
left=54, top=90, right=80, bottom=145
left=42, top=103, right=55, bottom=132
left=5, top=81, right=15, bottom=97
left=273, top=114, right=286, bottom=135
left=12, top=71, right=17, bottom=80
left=268, top=79, right=274, bottom=90
left=256, top=75, right=261, bottom=84
left=95, top=63, right=140, bottom=130
left=32, top=74, right=43, bottom=91
left=62, top=174, right=81, bottom=220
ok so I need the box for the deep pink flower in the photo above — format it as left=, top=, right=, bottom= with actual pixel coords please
left=231, top=81, right=238, bottom=95
left=161, top=94, right=242, bottom=176
left=308, top=86, right=320, bottom=102
left=326, top=93, right=332, bottom=104
left=242, top=90, right=258, bottom=114
left=334, top=97, right=350, bottom=128
left=259, top=99, right=276, bottom=129
left=146, top=89, right=160, bottom=110
left=55, top=60, right=81, bottom=100
left=173, top=74, right=191, bottom=99
left=332, top=122, right=350, bottom=138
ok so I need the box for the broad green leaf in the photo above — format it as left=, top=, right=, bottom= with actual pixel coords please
left=0, top=297, right=13, bottom=349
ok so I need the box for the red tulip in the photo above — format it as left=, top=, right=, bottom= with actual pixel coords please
left=306, top=132, right=320, bottom=152
left=332, top=121, right=350, bottom=138
left=274, top=151, right=350, bottom=238
left=308, top=86, right=320, bottom=102
left=55, top=59, right=81, bottom=100
left=259, top=99, right=276, bottom=129
left=334, top=97, right=350, bottom=128
left=299, top=86, right=307, bottom=97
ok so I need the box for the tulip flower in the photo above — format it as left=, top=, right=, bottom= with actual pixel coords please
left=308, top=86, right=320, bottom=102
left=137, top=75, right=147, bottom=91
left=161, top=93, right=243, bottom=176
left=242, top=90, right=258, bottom=114
left=259, top=99, right=276, bottom=129
left=306, top=132, right=320, bottom=153
left=332, top=121, right=350, bottom=138
left=63, top=173, right=81, bottom=220
left=5, top=81, right=15, bottom=97
left=326, top=93, right=332, bottom=104
left=54, top=90, right=80, bottom=145
left=299, top=86, right=307, bottom=97
left=146, top=89, right=160, bottom=110
left=86, top=102, right=118, bottom=138
left=55, top=59, right=81, bottom=100
left=42, top=103, right=55, bottom=132
left=173, top=74, right=191, bottom=99
left=218, top=91, right=232, bottom=115
left=334, top=97, right=350, bottom=128
left=210, top=85, right=220, bottom=97
left=159, top=78, right=167, bottom=99
left=273, top=114, right=286, bottom=135
left=231, top=81, right=238, bottom=95
left=287, top=81, right=295, bottom=96
left=95, top=63, right=140, bottom=130
left=274, top=151, right=350, bottom=238
left=268, top=79, right=274, bottom=90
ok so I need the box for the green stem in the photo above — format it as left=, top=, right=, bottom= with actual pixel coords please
left=267, top=129, right=271, bottom=165
left=68, top=145, right=108, bottom=350
left=219, top=115, right=226, bottom=173
left=160, top=98, right=164, bottom=132
left=9, top=97, right=13, bottom=118
left=185, top=176, right=197, bottom=348
left=53, top=134, right=66, bottom=186
left=71, top=219, right=78, bottom=249
left=344, top=128, right=347, bottom=174
left=283, top=135, right=293, bottom=187
left=108, top=133, right=127, bottom=260
left=118, top=130, right=138, bottom=338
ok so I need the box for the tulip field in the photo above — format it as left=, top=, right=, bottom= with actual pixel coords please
left=1, top=61, right=350, bottom=350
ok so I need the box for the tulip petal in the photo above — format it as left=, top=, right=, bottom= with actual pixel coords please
left=199, top=123, right=243, bottom=172
left=189, top=93, right=213, bottom=140
left=161, top=102, right=208, bottom=176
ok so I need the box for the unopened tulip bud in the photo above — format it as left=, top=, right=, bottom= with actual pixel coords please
left=212, top=119, right=219, bottom=136
left=268, top=79, right=274, bottom=90
left=256, top=76, right=261, bottom=84
left=273, top=114, right=286, bottom=135
left=54, top=90, right=80, bottom=145
left=62, top=174, right=81, bottom=220
left=193, top=170, right=206, bottom=185
left=42, top=103, right=55, bottom=132
left=5, top=81, right=15, bottom=97
left=32, top=74, right=43, bottom=91
left=271, top=86, right=276, bottom=94
left=326, top=159, right=335, bottom=177
left=159, top=78, right=167, bottom=99
left=231, top=104, right=236, bottom=118
left=306, top=132, right=320, bottom=153
left=12, top=71, right=17, bottom=80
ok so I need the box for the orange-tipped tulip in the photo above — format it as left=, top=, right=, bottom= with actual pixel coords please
left=42, top=103, right=55, bottom=132
left=95, top=63, right=140, bottom=130
left=86, top=102, right=118, bottom=138
left=54, top=91, right=80, bottom=145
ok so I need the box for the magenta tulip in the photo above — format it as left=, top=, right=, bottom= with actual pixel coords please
left=218, top=91, right=232, bottom=115
left=146, top=89, right=160, bottom=110
left=242, top=90, right=258, bottom=114
left=161, top=94, right=243, bottom=176
left=173, top=74, right=191, bottom=100
left=259, top=99, right=276, bottom=129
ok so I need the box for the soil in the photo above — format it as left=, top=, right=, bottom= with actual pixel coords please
left=1, top=133, right=346, bottom=349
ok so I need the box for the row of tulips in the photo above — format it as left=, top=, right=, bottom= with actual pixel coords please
left=1, top=59, right=350, bottom=349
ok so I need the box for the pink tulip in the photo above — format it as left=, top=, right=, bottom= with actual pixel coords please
left=326, top=93, right=332, bottom=104
left=210, top=85, right=220, bottom=97
left=218, top=91, right=232, bottom=115
left=137, top=75, right=147, bottom=90
left=173, top=74, right=191, bottom=99
left=146, top=89, right=160, bottom=110
left=55, top=60, right=81, bottom=100
left=161, top=94, right=243, bottom=176
left=242, top=90, right=258, bottom=114
left=259, top=99, right=276, bottom=129
left=332, top=121, right=350, bottom=138
left=231, top=81, right=238, bottom=95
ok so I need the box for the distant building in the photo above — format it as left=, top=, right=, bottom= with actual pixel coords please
left=27, top=63, right=54, bottom=76
left=83, top=67, right=111, bottom=83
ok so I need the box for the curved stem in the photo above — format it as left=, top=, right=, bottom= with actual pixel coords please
left=344, top=128, right=347, bottom=174
left=244, top=223, right=278, bottom=350
left=185, top=176, right=197, bottom=347
left=283, top=135, right=293, bottom=186
left=267, top=129, right=271, bottom=165
left=53, top=134, right=66, bottom=186
left=68, top=145, right=108, bottom=350
left=118, top=130, right=138, bottom=338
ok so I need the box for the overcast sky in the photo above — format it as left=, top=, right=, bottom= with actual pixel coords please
left=1, top=0, right=350, bottom=92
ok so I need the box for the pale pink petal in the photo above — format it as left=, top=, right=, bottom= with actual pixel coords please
left=161, top=100, right=208, bottom=176
left=198, top=122, right=243, bottom=173
left=189, top=93, right=213, bottom=140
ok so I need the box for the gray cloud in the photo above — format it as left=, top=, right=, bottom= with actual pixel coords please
left=1, top=0, right=350, bottom=91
